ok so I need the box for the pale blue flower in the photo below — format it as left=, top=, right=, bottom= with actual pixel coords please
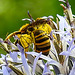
left=1, top=54, right=12, bottom=75
left=26, top=52, right=52, bottom=62
left=26, top=52, right=65, bottom=74
left=9, top=52, right=17, bottom=62
left=60, top=38, right=75, bottom=57
left=42, top=63, right=51, bottom=75
left=50, top=40, right=59, bottom=61
left=5, top=40, right=18, bottom=50
left=13, top=35, right=19, bottom=40
left=1, top=54, right=8, bottom=64
left=32, top=52, right=42, bottom=75
left=57, top=14, right=71, bottom=31
left=69, top=62, right=75, bottom=75
left=54, top=30, right=71, bottom=41
left=17, top=44, right=31, bottom=75
left=43, top=60, right=65, bottom=74
left=67, top=38, right=75, bottom=51
left=2, top=66, right=10, bottom=75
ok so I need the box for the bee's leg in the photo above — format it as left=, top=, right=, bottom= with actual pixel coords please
left=19, top=34, right=32, bottom=57
left=24, top=48, right=28, bottom=57
left=5, top=31, right=21, bottom=41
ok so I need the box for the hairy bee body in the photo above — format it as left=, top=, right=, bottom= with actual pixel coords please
left=34, top=29, right=50, bottom=55
left=5, top=18, right=53, bottom=55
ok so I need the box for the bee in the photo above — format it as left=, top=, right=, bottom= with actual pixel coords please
left=5, top=12, right=56, bottom=56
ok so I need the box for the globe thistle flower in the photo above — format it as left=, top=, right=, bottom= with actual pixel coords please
left=0, top=0, right=75, bottom=75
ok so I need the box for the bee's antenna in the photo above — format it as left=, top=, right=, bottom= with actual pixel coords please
left=28, top=11, right=34, bottom=22
left=66, top=0, right=70, bottom=8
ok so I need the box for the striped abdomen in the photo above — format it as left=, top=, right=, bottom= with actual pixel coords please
left=34, top=30, right=51, bottom=56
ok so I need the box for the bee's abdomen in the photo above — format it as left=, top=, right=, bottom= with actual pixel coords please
left=34, top=30, right=50, bottom=55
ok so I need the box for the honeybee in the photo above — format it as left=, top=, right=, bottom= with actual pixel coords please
left=5, top=12, right=56, bottom=56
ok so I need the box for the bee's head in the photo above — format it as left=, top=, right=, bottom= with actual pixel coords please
left=19, top=24, right=29, bottom=34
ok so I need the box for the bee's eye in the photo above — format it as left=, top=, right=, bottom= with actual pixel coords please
left=28, top=26, right=34, bottom=31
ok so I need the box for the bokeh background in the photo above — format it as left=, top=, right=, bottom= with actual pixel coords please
left=0, top=0, right=75, bottom=54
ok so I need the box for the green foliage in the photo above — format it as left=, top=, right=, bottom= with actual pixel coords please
left=0, top=0, right=61, bottom=39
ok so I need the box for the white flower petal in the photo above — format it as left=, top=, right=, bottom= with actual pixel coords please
left=57, top=14, right=71, bottom=31
left=32, top=52, right=42, bottom=75
left=69, top=62, right=75, bottom=75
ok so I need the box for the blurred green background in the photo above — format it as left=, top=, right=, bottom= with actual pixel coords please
left=0, top=0, right=75, bottom=54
